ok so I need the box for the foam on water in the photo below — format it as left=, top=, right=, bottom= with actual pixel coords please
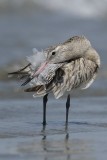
left=1, top=0, right=107, bottom=18
left=34, top=0, right=107, bottom=18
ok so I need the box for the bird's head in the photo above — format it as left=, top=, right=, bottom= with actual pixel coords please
left=34, top=36, right=92, bottom=76
left=46, top=45, right=69, bottom=64
left=46, top=36, right=91, bottom=64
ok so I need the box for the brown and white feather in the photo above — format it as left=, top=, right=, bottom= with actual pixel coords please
left=8, top=36, right=100, bottom=99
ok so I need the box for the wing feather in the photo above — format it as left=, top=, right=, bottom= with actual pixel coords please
left=51, top=58, right=98, bottom=98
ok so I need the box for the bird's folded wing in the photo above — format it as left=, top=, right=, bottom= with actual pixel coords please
left=24, top=63, right=64, bottom=97
left=30, top=63, right=64, bottom=86
left=52, top=58, right=98, bottom=99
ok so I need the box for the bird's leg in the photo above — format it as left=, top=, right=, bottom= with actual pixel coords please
left=66, top=94, right=70, bottom=125
left=43, top=94, right=48, bottom=126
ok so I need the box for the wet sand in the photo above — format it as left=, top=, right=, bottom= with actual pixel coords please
left=0, top=97, right=107, bottom=160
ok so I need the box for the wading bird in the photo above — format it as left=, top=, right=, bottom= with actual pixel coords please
left=8, top=36, right=100, bottom=125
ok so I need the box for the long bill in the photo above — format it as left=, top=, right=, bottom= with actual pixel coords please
left=21, top=61, right=48, bottom=86
left=33, top=61, right=48, bottom=77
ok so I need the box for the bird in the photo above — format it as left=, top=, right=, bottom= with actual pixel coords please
left=8, top=36, right=100, bottom=126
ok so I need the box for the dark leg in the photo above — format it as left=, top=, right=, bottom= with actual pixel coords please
left=66, top=94, right=70, bottom=125
left=43, top=94, right=48, bottom=126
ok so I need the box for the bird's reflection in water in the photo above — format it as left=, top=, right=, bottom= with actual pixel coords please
left=41, top=124, right=71, bottom=160
left=41, top=125, right=47, bottom=152
left=65, top=133, right=71, bottom=160
left=65, top=124, right=71, bottom=160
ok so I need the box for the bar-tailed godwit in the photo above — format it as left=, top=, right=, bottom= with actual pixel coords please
left=9, top=36, right=100, bottom=125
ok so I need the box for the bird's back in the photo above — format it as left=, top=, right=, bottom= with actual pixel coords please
left=52, top=56, right=98, bottom=98
left=8, top=36, right=100, bottom=99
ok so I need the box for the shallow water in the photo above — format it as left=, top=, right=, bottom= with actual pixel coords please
left=0, top=2, right=107, bottom=159
left=0, top=97, right=107, bottom=160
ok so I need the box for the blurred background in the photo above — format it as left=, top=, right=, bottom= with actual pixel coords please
left=0, top=0, right=107, bottom=98
left=1, top=1, right=107, bottom=160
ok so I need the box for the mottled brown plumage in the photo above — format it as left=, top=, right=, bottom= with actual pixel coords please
left=22, top=36, right=100, bottom=99
left=8, top=36, right=100, bottom=125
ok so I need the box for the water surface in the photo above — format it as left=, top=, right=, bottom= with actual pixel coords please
left=0, top=2, right=107, bottom=159
left=0, top=98, right=107, bottom=160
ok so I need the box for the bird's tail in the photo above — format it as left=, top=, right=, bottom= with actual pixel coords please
left=8, top=63, right=32, bottom=85
left=24, top=82, right=54, bottom=97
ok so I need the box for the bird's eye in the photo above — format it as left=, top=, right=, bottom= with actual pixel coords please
left=52, top=51, right=56, bottom=55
